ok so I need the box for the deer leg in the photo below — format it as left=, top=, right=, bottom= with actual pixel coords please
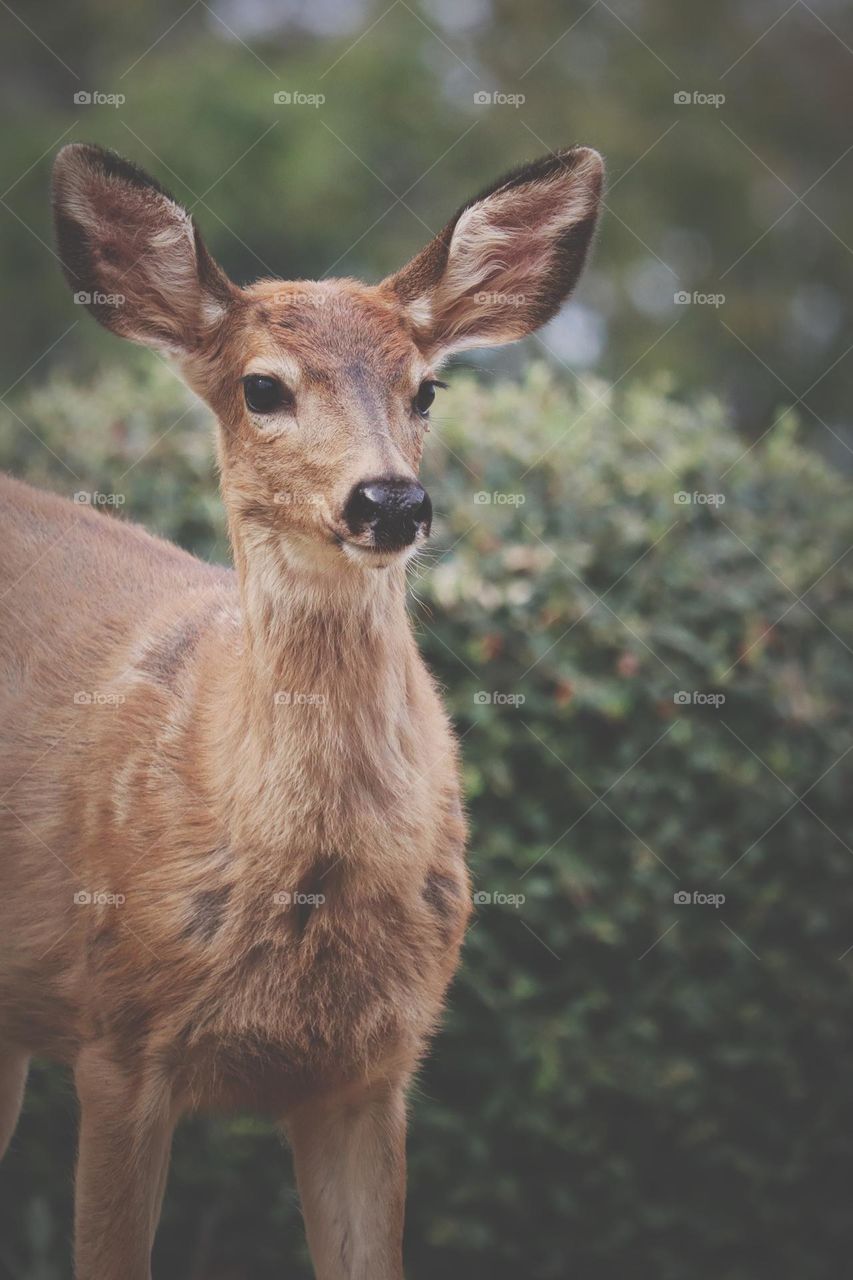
left=0, top=1045, right=29, bottom=1158
left=73, top=1044, right=176, bottom=1280
left=287, top=1083, right=408, bottom=1280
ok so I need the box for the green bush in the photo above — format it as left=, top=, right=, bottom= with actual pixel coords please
left=2, top=360, right=852, bottom=1280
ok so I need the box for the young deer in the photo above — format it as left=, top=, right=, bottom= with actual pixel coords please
left=0, top=141, right=602, bottom=1278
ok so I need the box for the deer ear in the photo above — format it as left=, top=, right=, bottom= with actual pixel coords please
left=52, top=143, right=234, bottom=354
left=384, top=147, right=603, bottom=361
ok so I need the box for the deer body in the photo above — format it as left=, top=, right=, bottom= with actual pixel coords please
left=0, top=141, right=602, bottom=1277
left=0, top=469, right=465, bottom=1106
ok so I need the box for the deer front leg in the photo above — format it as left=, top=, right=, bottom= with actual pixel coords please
left=287, top=1082, right=408, bottom=1280
left=73, top=1044, right=176, bottom=1280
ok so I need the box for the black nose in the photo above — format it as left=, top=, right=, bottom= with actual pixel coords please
left=343, top=478, right=432, bottom=549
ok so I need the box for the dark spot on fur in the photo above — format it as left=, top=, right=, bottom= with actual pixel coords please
left=105, top=1000, right=156, bottom=1069
left=184, top=884, right=232, bottom=943
left=293, top=894, right=315, bottom=938
left=99, top=243, right=121, bottom=268
left=138, top=612, right=210, bottom=690
left=236, top=498, right=279, bottom=529
left=279, top=857, right=338, bottom=940
left=241, top=940, right=277, bottom=970
left=88, top=924, right=120, bottom=976
left=90, top=924, right=118, bottom=951
left=423, top=869, right=462, bottom=941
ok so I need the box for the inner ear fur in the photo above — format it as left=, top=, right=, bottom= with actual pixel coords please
left=52, top=143, right=234, bottom=352
left=384, top=146, right=604, bottom=358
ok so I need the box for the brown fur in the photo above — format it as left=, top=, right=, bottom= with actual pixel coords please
left=0, top=141, right=602, bottom=1279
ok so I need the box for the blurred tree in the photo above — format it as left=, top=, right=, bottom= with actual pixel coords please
left=0, top=0, right=851, bottom=457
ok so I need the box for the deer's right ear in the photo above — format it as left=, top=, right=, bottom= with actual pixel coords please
left=384, top=146, right=603, bottom=362
left=52, top=143, right=234, bottom=354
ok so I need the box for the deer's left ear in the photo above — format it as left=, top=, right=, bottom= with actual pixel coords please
left=384, top=146, right=604, bottom=360
left=52, top=143, right=234, bottom=355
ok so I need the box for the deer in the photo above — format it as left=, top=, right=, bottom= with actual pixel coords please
left=0, top=139, right=603, bottom=1279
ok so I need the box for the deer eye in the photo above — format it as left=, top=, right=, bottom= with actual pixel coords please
left=413, top=379, right=446, bottom=417
left=243, top=375, right=292, bottom=414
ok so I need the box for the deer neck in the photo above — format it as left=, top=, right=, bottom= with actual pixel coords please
left=201, top=524, right=420, bottom=854
left=239, top=545, right=413, bottom=723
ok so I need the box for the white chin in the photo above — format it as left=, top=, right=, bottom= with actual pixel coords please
left=341, top=542, right=417, bottom=570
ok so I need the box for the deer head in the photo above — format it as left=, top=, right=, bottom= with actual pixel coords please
left=52, top=143, right=603, bottom=580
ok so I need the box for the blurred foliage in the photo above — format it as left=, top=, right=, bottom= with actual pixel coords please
left=1, top=0, right=853, bottom=460
left=2, top=359, right=853, bottom=1278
